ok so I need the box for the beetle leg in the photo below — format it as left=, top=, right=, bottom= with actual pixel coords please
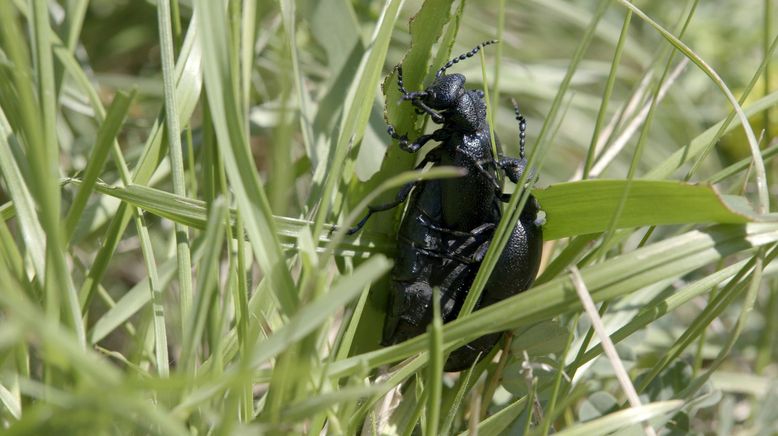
left=418, top=102, right=446, bottom=124
left=445, top=223, right=495, bottom=260
left=401, top=96, right=445, bottom=124
left=346, top=152, right=443, bottom=235
left=387, top=125, right=450, bottom=153
left=497, top=156, right=526, bottom=184
left=398, top=235, right=481, bottom=265
left=387, top=124, right=418, bottom=152
left=498, top=155, right=538, bottom=189
left=410, top=222, right=496, bottom=265
left=470, top=157, right=502, bottom=191
left=346, top=181, right=416, bottom=235
left=423, top=221, right=495, bottom=240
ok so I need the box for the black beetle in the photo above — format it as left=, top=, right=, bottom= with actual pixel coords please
left=380, top=105, right=543, bottom=371
left=349, top=42, right=543, bottom=371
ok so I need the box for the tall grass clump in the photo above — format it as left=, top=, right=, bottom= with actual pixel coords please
left=0, top=0, right=776, bottom=434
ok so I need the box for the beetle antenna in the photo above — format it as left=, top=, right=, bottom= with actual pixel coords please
left=511, top=98, right=527, bottom=159
left=436, top=40, right=498, bottom=78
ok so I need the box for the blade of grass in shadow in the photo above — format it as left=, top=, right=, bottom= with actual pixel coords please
left=311, top=0, right=403, bottom=239
left=232, top=211, right=254, bottom=419
left=645, top=91, right=778, bottom=179
left=685, top=31, right=778, bottom=180
left=77, top=15, right=202, bottom=310
left=0, top=107, right=46, bottom=277
left=0, top=1, right=86, bottom=346
left=426, top=288, right=444, bottom=436
left=439, top=359, right=477, bottom=436
left=0, top=215, right=24, bottom=279
left=333, top=283, right=371, bottom=362
left=89, top=237, right=205, bottom=344
left=583, top=9, right=632, bottom=179
left=194, top=0, right=297, bottom=315
left=180, top=199, right=228, bottom=372
left=172, top=254, right=392, bottom=416
left=134, top=208, right=170, bottom=377
left=158, top=0, right=195, bottom=330
left=64, top=90, right=135, bottom=239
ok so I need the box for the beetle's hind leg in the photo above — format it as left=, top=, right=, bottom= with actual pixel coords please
left=423, top=220, right=495, bottom=240
left=409, top=222, right=496, bottom=264
left=397, top=234, right=483, bottom=265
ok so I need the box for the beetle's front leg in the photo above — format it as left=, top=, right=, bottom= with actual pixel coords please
left=345, top=152, right=442, bottom=235
left=406, top=98, right=445, bottom=124
left=387, top=125, right=449, bottom=153
left=345, top=180, right=416, bottom=235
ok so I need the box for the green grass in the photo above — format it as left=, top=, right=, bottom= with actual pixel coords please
left=0, top=0, right=777, bottom=434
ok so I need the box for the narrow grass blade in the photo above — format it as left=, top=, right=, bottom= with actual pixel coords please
left=65, top=90, right=135, bottom=239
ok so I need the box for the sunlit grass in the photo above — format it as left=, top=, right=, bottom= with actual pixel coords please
left=0, top=0, right=776, bottom=434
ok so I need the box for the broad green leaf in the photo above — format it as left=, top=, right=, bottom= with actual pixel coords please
left=534, top=179, right=758, bottom=240
left=511, top=320, right=570, bottom=357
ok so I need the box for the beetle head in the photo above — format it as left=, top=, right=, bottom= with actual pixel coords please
left=417, top=73, right=467, bottom=110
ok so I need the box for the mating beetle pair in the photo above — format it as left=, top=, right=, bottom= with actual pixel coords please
left=350, top=41, right=543, bottom=371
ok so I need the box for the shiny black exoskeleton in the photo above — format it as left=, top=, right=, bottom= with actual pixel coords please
left=349, top=41, right=543, bottom=371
